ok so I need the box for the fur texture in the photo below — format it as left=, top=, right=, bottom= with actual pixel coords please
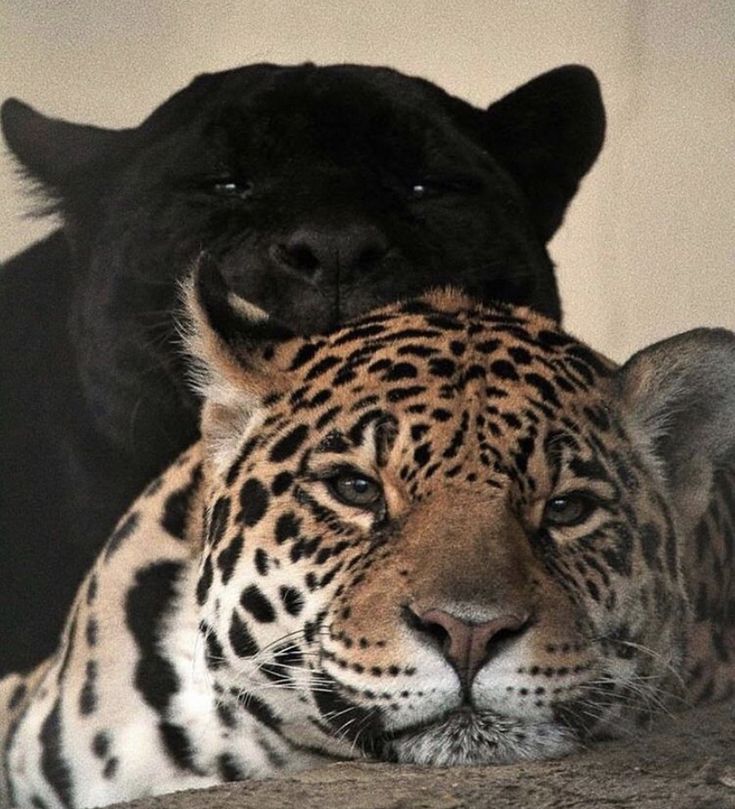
left=3, top=275, right=734, bottom=808
left=0, top=63, right=605, bottom=672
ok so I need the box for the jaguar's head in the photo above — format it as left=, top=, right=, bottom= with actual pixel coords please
left=184, top=259, right=735, bottom=765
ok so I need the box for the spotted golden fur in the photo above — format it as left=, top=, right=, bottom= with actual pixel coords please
left=2, top=268, right=734, bottom=808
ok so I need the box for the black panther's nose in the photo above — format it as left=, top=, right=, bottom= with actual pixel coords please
left=273, top=224, right=389, bottom=279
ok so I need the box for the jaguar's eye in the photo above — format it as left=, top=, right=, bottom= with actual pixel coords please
left=212, top=179, right=253, bottom=199
left=411, top=183, right=429, bottom=199
left=327, top=472, right=384, bottom=510
left=542, top=493, right=597, bottom=528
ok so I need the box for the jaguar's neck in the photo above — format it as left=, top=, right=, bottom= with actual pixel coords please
left=682, top=465, right=735, bottom=703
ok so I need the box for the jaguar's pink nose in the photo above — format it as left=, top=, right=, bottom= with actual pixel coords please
left=412, top=607, right=530, bottom=686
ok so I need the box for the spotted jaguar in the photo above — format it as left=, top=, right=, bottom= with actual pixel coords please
left=2, top=262, right=734, bottom=808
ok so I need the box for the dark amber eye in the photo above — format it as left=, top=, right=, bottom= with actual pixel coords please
left=543, top=494, right=597, bottom=528
left=328, top=472, right=383, bottom=509
left=410, top=176, right=480, bottom=199
left=212, top=179, right=253, bottom=199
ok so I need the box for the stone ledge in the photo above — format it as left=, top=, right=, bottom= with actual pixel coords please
left=114, top=701, right=735, bottom=809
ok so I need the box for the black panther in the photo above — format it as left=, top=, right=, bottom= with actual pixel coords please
left=0, top=63, right=604, bottom=673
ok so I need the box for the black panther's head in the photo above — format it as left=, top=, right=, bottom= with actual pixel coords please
left=1, top=62, right=604, bottom=461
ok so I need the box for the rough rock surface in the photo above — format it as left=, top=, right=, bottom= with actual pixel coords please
left=113, top=701, right=735, bottom=809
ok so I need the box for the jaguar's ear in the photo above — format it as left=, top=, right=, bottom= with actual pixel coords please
left=484, top=65, right=605, bottom=243
left=183, top=255, right=295, bottom=474
left=618, top=328, right=735, bottom=529
left=1, top=98, right=131, bottom=198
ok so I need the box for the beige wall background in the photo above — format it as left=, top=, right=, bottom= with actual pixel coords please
left=1, top=0, right=733, bottom=361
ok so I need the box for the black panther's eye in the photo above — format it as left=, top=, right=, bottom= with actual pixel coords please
left=410, top=176, right=481, bottom=200
left=211, top=179, right=253, bottom=200
left=411, top=181, right=445, bottom=199
left=326, top=470, right=384, bottom=510
left=542, top=493, right=598, bottom=528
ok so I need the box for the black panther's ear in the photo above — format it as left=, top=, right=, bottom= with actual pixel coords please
left=183, top=256, right=295, bottom=473
left=485, top=65, right=605, bottom=243
left=1, top=98, right=130, bottom=193
left=617, top=328, right=735, bottom=530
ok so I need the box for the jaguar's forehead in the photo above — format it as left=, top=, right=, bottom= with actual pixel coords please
left=219, top=289, right=619, bottom=496
left=275, top=289, right=613, bottom=417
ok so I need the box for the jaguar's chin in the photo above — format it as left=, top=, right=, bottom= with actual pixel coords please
left=384, top=708, right=579, bottom=766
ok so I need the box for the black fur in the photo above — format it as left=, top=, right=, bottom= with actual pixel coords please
left=0, top=62, right=604, bottom=673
